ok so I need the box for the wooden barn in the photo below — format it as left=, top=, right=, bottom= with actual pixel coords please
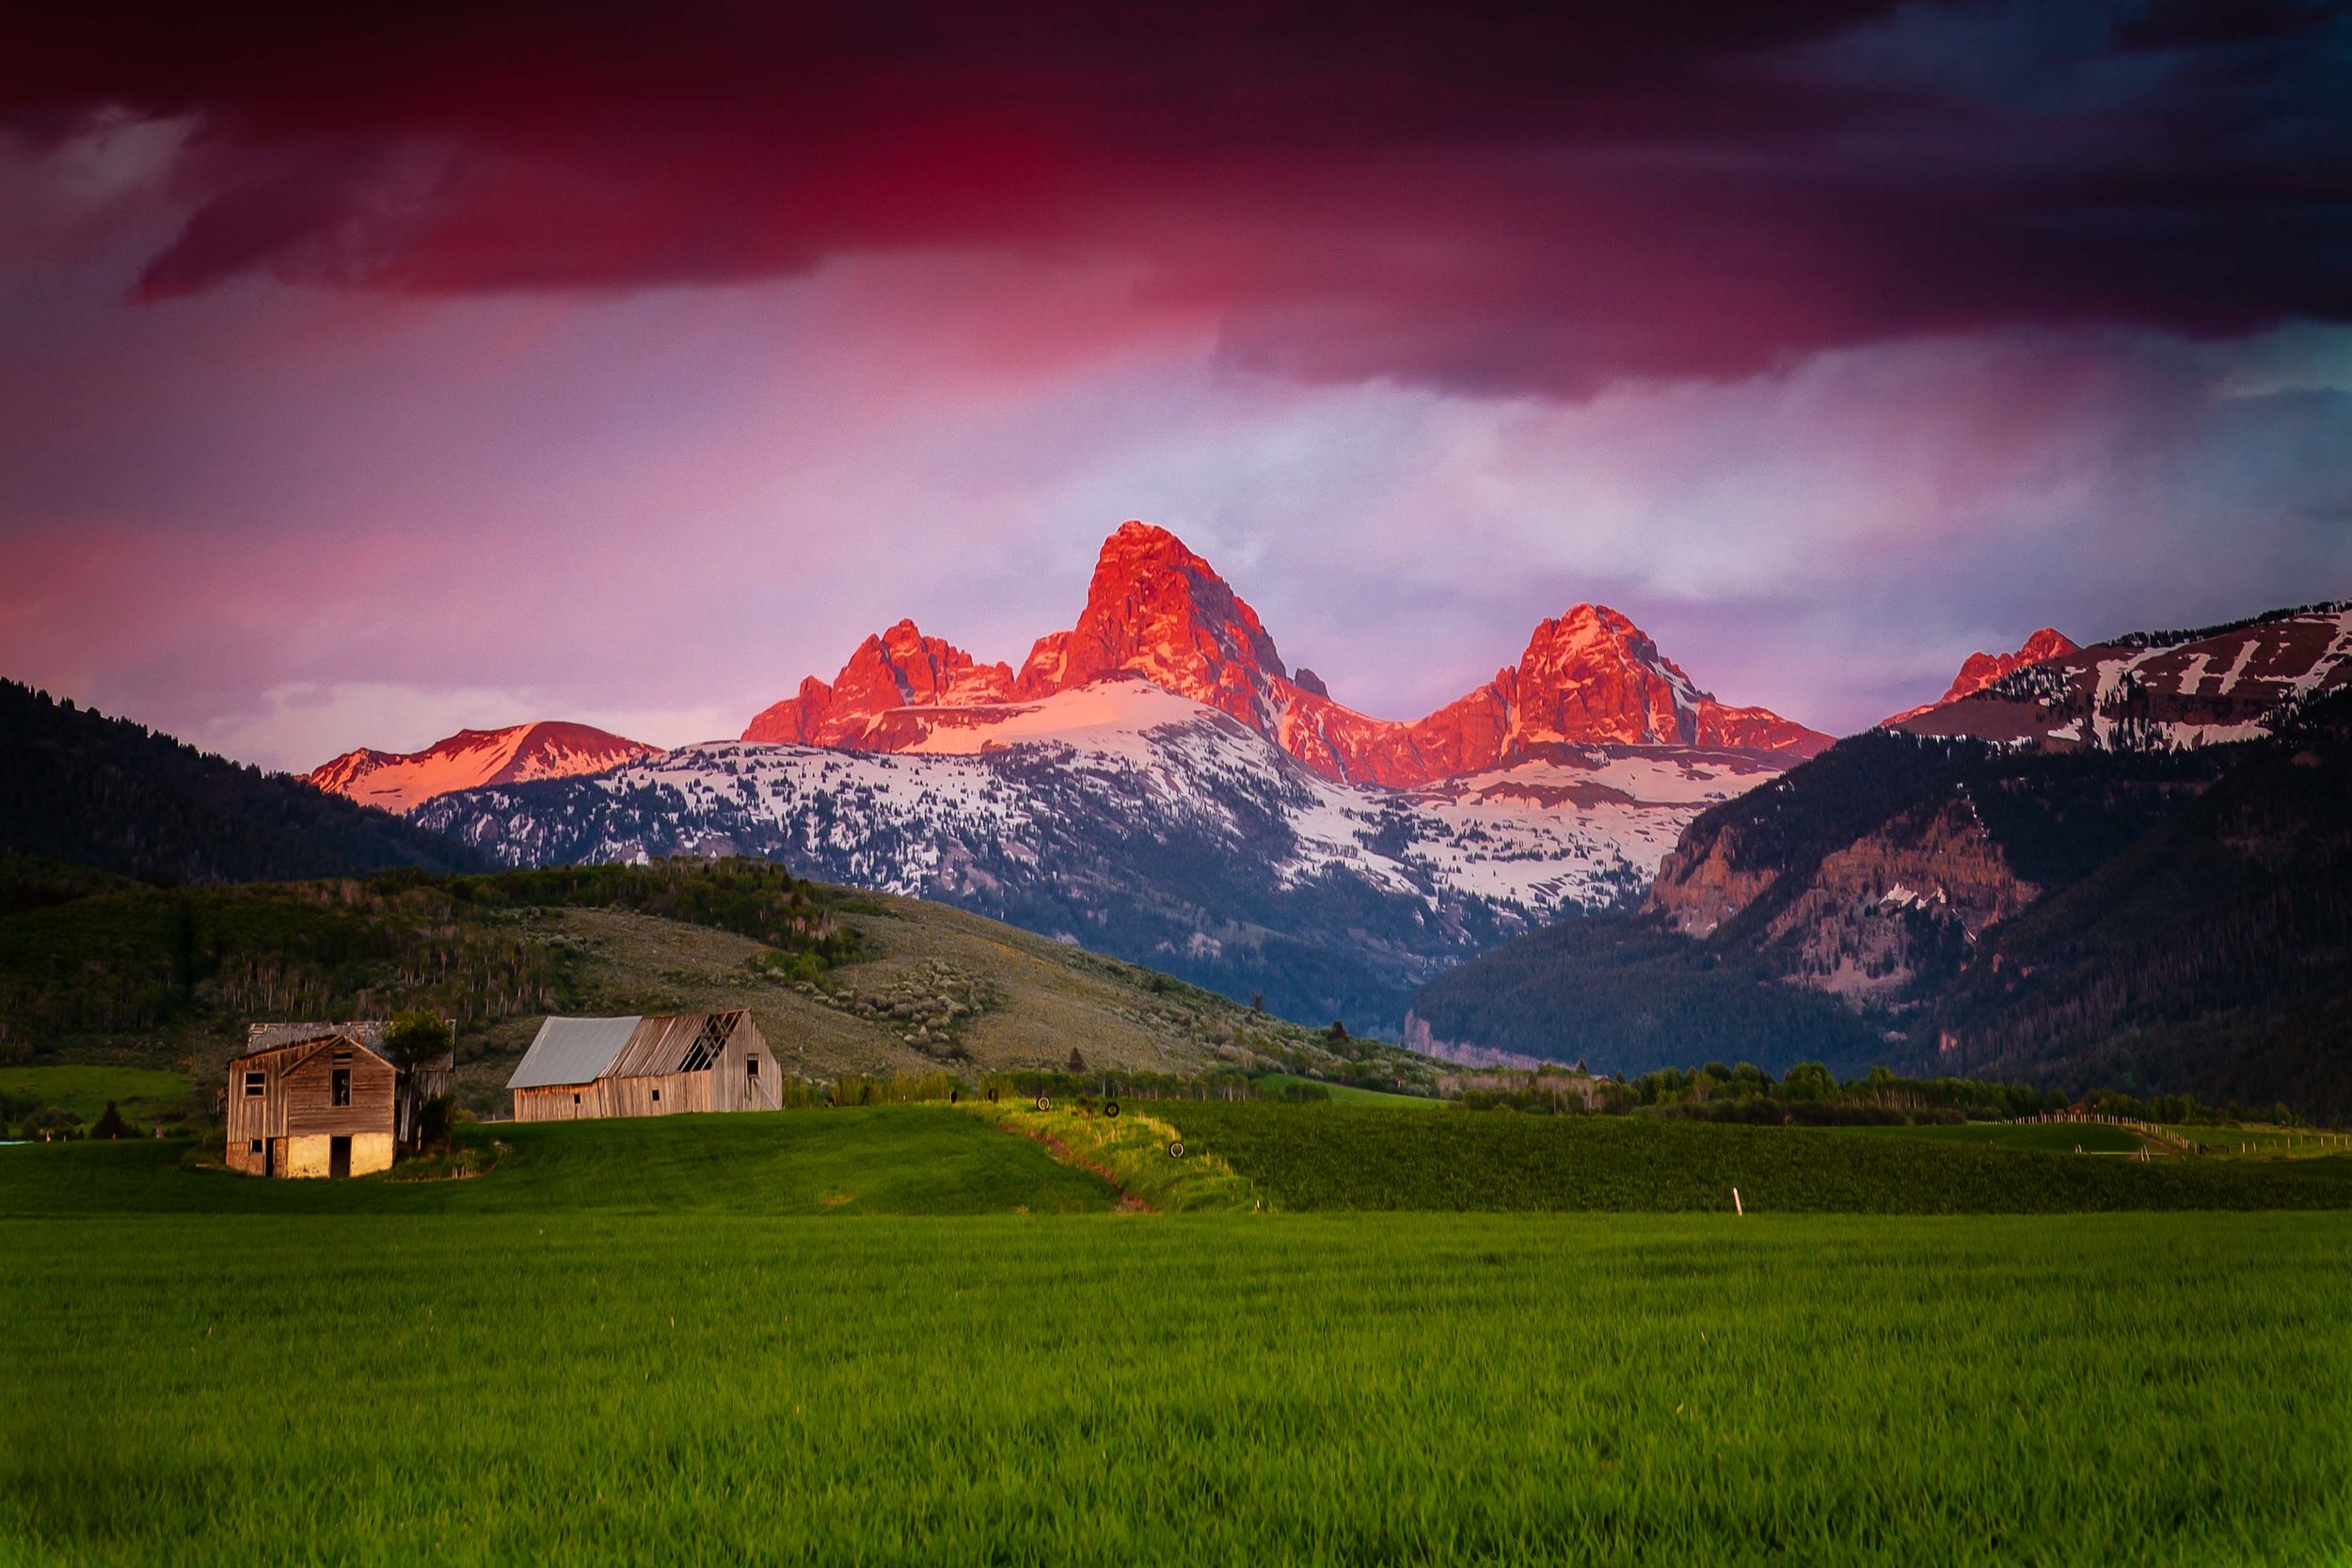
left=225, top=1022, right=453, bottom=1179
left=507, top=1010, right=779, bottom=1121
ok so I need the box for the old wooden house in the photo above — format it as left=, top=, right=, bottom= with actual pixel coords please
left=226, top=1022, right=454, bottom=1179
left=507, top=1010, right=779, bottom=1121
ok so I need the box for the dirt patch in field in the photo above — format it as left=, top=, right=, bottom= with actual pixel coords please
left=1000, top=1122, right=1156, bottom=1212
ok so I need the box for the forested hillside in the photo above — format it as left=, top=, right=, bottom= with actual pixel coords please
left=1414, top=689, right=2352, bottom=1117
left=0, top=680, right=485, bottom=883
left=0, top=857, right=855, bottom=1069
left=1925, top=689, right=2352, bottom=1117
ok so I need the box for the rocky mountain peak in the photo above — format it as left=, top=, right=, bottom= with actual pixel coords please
left=1016, top=520, right=1290, bottom=730
left=1883, top=627, right=2081, bottom=725
left=744, top=618, right=1011, bottom=746
left=1509, top=603, right=1708, bottom=748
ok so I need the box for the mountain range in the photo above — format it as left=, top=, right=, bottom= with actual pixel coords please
left=383, top=522, right=1828, bottom=1026
left=742, top=520, right=1829, bottom=784
left=8, top=521, right=2345, bottom=1109
left=1413, top=601, right=2352, bottom=1113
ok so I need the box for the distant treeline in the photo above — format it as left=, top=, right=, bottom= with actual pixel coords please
left=781, top=1068, right=1333, bottom=1108
left=734, top=1056, right=2305, bottom=1126
left=1444, top=1061, right=2298, bottom=1128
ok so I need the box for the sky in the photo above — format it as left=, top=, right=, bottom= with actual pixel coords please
left=3, top=0, right=2349, bottom=770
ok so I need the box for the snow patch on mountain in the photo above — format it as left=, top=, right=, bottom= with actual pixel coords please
left=307, top=721, right=658, bottom=815
left=419, top=679, right=1800, bottom=1023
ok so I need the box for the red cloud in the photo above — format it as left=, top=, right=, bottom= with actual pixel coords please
left=7, top=0, right=2347, bottom=393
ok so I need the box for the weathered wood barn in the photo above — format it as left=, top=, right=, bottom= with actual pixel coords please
left=507, top=1010, right=779, bottom=1121
left=225, top=1022, right=454, bottom=1179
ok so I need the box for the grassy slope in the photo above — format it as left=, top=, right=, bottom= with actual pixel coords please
left=444, top=897, right=1429, bottom=1102
left=1156, top=1102, right=2352, bottom=1212
left=488, top=897, right=1277, bottom=1090
left=0, top=1108, right=1115, bottom=1217
left=4, top=1208, right=2348, bottom=1565
left=1, top=863, right=1433, bottom=1105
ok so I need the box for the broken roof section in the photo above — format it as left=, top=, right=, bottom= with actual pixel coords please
left=245, top=1021, right=389, bottom=1054
left=508, top=1015, right=644, bottom=1090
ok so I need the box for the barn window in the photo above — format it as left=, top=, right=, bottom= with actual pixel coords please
left=331, top=1069, right=352, bottom=1107
left=746, top=1055, right=761, bottom=1080
left=651, top=1089, right=661, bottom=1102
left=244, top=1071, right=264, bottom=1097
left=249, top=1139, right=262, bottom=1154
left=573, top=1093, right=582, bottom=1104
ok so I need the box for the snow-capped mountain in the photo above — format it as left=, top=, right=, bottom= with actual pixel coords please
left=421, top=678, right=1785, bottom=1026
left=745, top=521, right=1830, bottom=784
left=307, top=721, right=658, bottom=815
left=1884, top=602, right=2352, bottom=751
left=337, top=521, right=1830, bottom=1024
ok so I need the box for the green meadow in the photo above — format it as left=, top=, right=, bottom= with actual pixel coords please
left=1836, top=1118, right=2149, bottom=1153
left=6, top=1105, right=2351, bottom=1565
left=1153, top=1101, right=2352, bottom=1212
left=0, top=1107, right=1114, bottom=1216
left=0, top=1065, right=195, bottom=1129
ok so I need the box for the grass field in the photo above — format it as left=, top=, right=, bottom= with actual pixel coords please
left=7, top=1107, right=2352, bottom=1564
left=1251, top=1071, right=1444, bottom=1108
left=4, top=1204, right=2349, bottom=1565
left=1155, top=1102, right=2352, bottom=1212
left=1836, top=1119, right=2148, bottom=1154
left=0, top=1064, right=193, bottom=1128
left=0, top=1108, right=1113, bottom=1217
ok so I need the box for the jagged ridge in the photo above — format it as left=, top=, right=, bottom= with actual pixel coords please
left=744, top=520, right=1829, bottom=784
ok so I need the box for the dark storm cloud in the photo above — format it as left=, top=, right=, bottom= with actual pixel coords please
left=5, top=0, right=2347, bottom=392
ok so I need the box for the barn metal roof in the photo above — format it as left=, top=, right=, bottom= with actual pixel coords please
left=507, top=1016, right=644, bottom=1090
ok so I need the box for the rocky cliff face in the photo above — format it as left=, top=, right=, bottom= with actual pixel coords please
left=1755, top=795, right=2040, bottom=1001
left=741, top=520, right=1830, bottom=785
left=1646, top=822, right=1781, bottom=940
left=1013, top=521, right=1291, bottom=725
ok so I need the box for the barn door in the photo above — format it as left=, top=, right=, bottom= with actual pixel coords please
left=329, top=1136, right=352, bottom=1179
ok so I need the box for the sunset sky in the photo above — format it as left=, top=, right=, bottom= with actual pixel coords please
left=4, top=0, right=2348, bottom=769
